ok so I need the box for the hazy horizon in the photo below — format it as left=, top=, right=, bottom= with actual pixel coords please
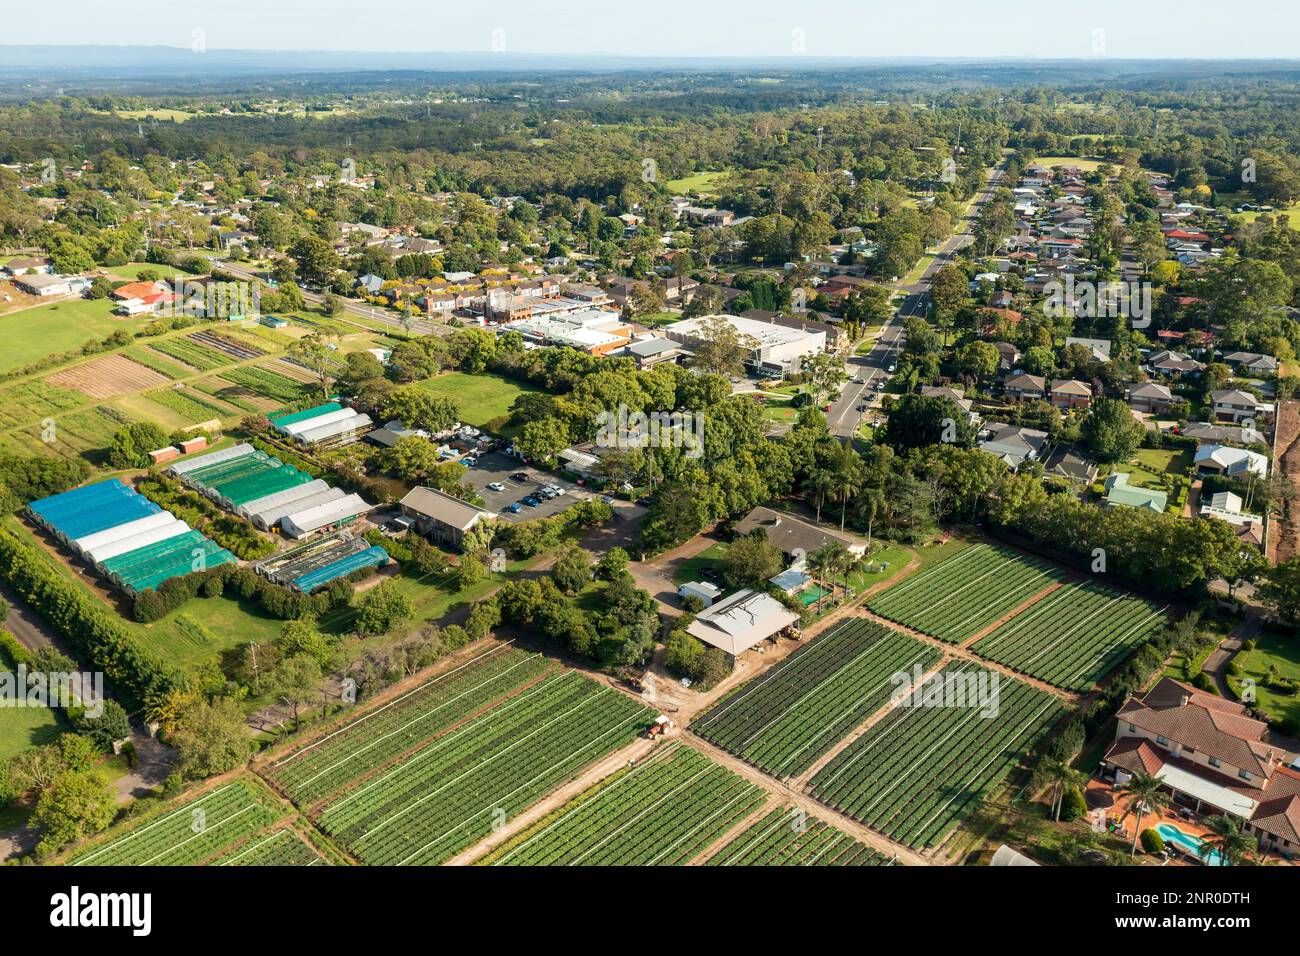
left=7, top=0, right=1300, bottom=61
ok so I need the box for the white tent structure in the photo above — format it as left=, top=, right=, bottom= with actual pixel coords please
left=237, top=479, right=330, bottom=520
left=72, top=511, right=176, bottom=557
left=84, top=518, right=190, bottom=567
left=248, top=487, right=347, bottom=531
left=167, top=443, right=254, bottom=476
left=281, top=493, right=371, bottom=539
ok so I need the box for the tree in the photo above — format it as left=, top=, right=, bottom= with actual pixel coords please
left=929, top=263, right=969, bottom=317
left=289, top=333, right=338, bottom=399
left=108, top=421, right=171, bottom=469
left=68, top=699, right=131, bottom=751
left=289, top=233, right=341, bottom=285
left=722, top=531, right=783, bottom=589
left=1121, top=771, right=1171, bottom=857
left=800, top=352, right=849, bottom=407
left=595, top=546, right=629, bottom=581
left=1041, top=757, right=1086, bottom=822
left=878, top=394, right=974, bottom=451
left=31, top=771, right=115, bottom=856
left=1200, top=813, right=1255, bottom=865
left=1258, top=558, right=1300, bottom=624
left=551, top=544, right=593, bottom=594
left=383, top=385, right=459, bottom=433
left=689, top=314, right=750, bottom=379
left=169, top=697, right=252, bottom=780
left=271, top=654, right=322, bottom=731
left=1081, top=397, right=1145, bottom=463
left=356, top=582, right=413, bottom=635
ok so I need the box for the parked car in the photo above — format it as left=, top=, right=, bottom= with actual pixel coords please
left=504, top=503, right=523, bottom=514
left=510, top=472, right=530, bottom=482
left=460, top=456, right=478, bottom=467
left=487, top=482, right=505, bottom=492
left=522, top=496, right=541, bottom=507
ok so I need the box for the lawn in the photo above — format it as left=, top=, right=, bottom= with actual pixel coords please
left=1124, top=447, right=1192, bottom=490
left=1231, top=628, right=1300, bottom=731
left=1031, top=156, right=1111, bottom=172
left=106, top=261, right=200, bottom=282
left=664, top=170, right=731, bottom=195
left=0, top=640, right=71, bottom=761
left=0, top=298, right=150, bottom=373
left=846, top=544, right=911, bottom=593
left=415, top=371, right=543, bottom=436
left=673, top=541, right=730, bottom=587
left=92, top=108, right=196, bottom=123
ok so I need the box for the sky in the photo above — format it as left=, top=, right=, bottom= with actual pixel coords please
left=9, top=0, right=1300, bottom=60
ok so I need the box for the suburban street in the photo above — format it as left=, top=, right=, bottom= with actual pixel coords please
left=828, top=159, right=1006, bottom=439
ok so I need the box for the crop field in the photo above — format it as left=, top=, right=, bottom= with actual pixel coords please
left=691, top=619, right=940, bottom=778
left=189, top=330, right=266, bottom=361
left=120, top=346, right=191, bottom=379
left=486, top=742, right=765, bottom=866
left=148, top=337, right=236, bottom=371
left=867, top=544, right=1064, bottom=643
left=807, top=663, right=1065, bottom=849
left=146, top=385, right=236, bottom=422
left=314, top=670, right=652, bottom=865
left=264, top=644, right=554, bottom=806
left=972, top=582, right=1169, bottom=690
left=212, top=828, right=327, bottom=866
left=219, top=365, right=310, bottom=404
left=47, top=354, right=172, bottom=399
left=67, top=780, right=281, bottom=866
left=0, top=380, right=86, bottom=430
left=706, top=806, right=894, bottom=866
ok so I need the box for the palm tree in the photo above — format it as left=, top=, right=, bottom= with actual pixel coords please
left=827, top=449, right=865, bottom=532
left=1042, top=758, right=1087, bottom=822
left=1121, top=772, right=1171, bottom=857
left=806, top=544, right=837, bottom=606
left=1201, top=813, right=1254, bottom=866
left=803, top=470, right=835, bottom=523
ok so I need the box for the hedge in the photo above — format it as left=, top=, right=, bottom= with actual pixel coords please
left=0, top=528, right=188, bottom=712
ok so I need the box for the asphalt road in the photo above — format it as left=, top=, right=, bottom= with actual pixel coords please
left=827, top=160, right=1007, bottom=440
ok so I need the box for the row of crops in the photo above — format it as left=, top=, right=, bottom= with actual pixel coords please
left=867, top=544, right=1065, bottom=643
left=807, top=663, right=1065, bottom=849
left=691, top=619, right=940, bottom=778
left=315, top=670, right=653, bottom=865
left=149, top=337, right=237, bottom=371
left=212, top=828, right=328, bottom=866
left=706, top=806, right=894, bottom=866
left=265, top=644, right=553, bottom=806
left=972, top=582, right=1169, bottom=690
left=486, top=742, right=765, bottom=866
left=68, top=780, right=281, bottom=866
left=220, top=365, right=311, bottom=404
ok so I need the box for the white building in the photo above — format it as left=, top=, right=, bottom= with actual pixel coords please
left=686, top=588, right=800, bottom=660
left=662, top=314, right=826, bottom=377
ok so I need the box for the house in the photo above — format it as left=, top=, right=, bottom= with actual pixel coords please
left=1221, top=352, right=1279, bottom=377
left=1064, top=336, right=1112, bottom=362
left=920, top=385, right=977, bottom=424
left=1101, top=678, right=1300, bottom=856
left=111, top=280, right=167, bottom=302
left=1102, top=473, right=1168, bottom=512
left=731, top=507, right=866, bottom=566
left=685, top=589, right=799, bottom=661
left=677, top=581, right=722, bottom=608
left=356, top=273, right=385, bottom=295
left=992, top=342, right=1021, bottom=373
left=1199, top=491, right=1264, bottom=548
left=1041, top=444, right=1098, bottom=485
left=398, top=487, right=496, bottom=552
left=1211, top=390, right=1271, bottom=425
left=1180, top=422, right=1255, bottom=446
left=2, top=256, right=54, bottom=277
left=1125, top=382, right=1175, bottom=416
left=1004, top=373, right=1047, bottom=403
left=977, top=423, right=1048, bottom=469
left=1194, top=444, right=1268, bottom=479
left=1049, top=379, right=1092, bottom=411
left=1147, top=350, right=1205, bottom=378
left=557, top=447, right=602, bottom=480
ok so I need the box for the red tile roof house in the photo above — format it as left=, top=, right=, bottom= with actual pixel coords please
left=1101, top=677, right=1300, bottom=859
left=1049, top=378, right=1092, bottom=411
left=1003, top=373, right=1046, bottom=403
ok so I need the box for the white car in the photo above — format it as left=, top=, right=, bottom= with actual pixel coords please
left=487, top=482, right=505, bottom=492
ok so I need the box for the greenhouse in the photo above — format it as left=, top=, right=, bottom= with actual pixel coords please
left=281, top=493, right=372, bottom=540
left=27, top=479, right=236, bottom=597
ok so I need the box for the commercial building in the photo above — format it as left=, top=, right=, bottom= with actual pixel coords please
left=661, top=314, right=825, bottom=377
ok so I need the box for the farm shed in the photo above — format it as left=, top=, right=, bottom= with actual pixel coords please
left=399, top=486, right=495, bottom=552
left=280, top=493, right=372, bottom=540
left=294, top=412, right=374, bottom=447
left=686, top=589, right=799, bottom=661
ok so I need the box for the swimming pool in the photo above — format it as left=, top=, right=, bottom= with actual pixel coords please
left=1156, top=823, right=1227, bottom=866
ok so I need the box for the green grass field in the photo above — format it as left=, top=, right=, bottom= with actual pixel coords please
left=107, top=261, right=200, bottom=281
left=1030, top=156, right=1110, bottom=172
left=0, top=640, right=70, bottom=760
left=672, top=542, right=730, bottom=587
left=664, top=170, right=731, bottom=195
left=0, top=298, right=149, bottom=373
left=1232, top=629, right=1300, bottom=731
left=415, top=371, right=542, bottom=435
left=1123, top=447, right=1192, bottom=490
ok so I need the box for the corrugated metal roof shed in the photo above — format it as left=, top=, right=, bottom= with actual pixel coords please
left=281, top=493, right=371, bottom=539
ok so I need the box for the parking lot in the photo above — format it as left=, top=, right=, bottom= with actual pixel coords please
left=459, top=451, right=594, bottom=523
